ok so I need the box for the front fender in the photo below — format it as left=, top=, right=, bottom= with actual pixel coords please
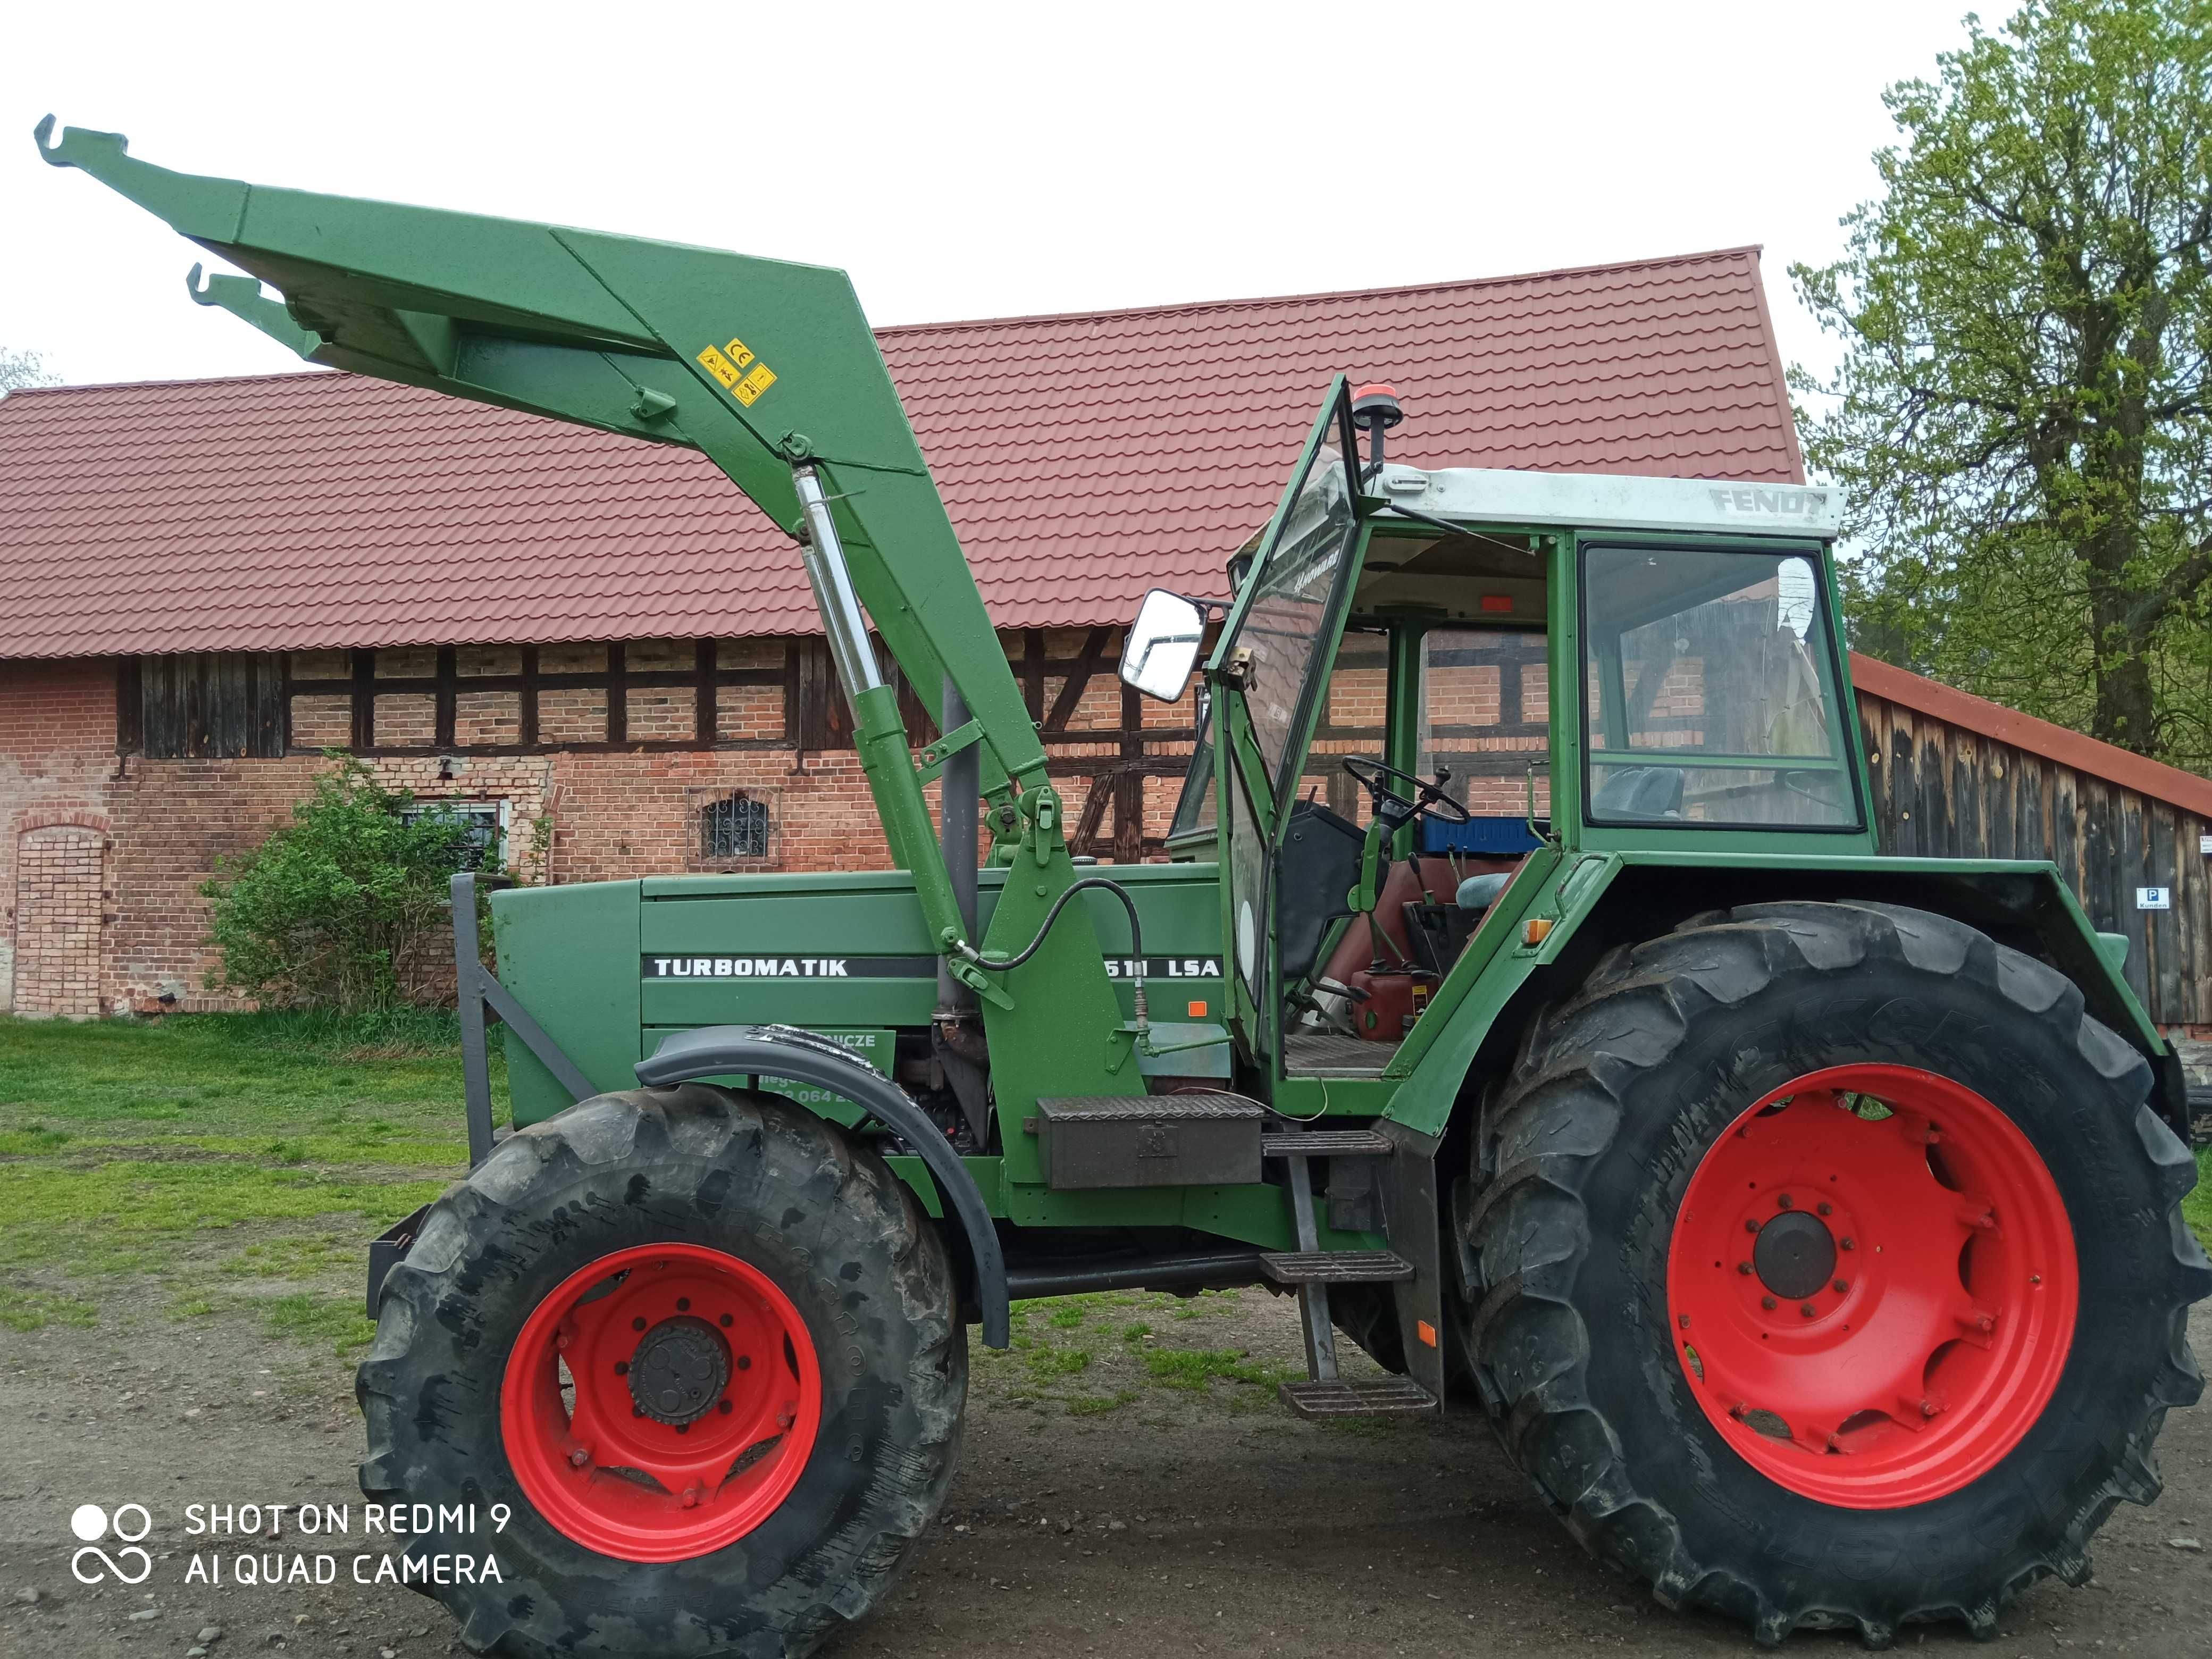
left=638, top=1024, right=1010, bottom=1348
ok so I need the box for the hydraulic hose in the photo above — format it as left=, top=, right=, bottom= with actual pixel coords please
left=963, top=877, right=1149, bottom=1038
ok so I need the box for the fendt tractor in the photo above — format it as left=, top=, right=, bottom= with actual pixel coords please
left=41, top=115, right=2211, bottom=1654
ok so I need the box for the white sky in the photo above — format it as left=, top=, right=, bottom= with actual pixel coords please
left=5, top=1, right=1976, bottom=399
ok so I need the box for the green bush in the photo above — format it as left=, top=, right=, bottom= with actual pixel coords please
left=199, top=755, right=488, bottom=1012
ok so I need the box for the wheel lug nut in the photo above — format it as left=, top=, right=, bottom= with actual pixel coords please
left=676, top=1297, right=691, bottom=1312
left=1737, top=1262, right=1754, bottom=1275
left=1799, top=1303, right=1817, bottom=1318
left=681, top=1483, right=703, bottom=1509
left=1920, top=1399, right=1939, bottom=1418
left=1777, top=1194, right=1793, bottom=1209
left=738, top=1355, right=752, bottom=1371
left=1761, top=1296, right=1777, bottom=1311
left=632, top=1405, right=644, bottom=1418
left=1839, top=1237, right=1856, bottom=1251
left=719, top=1313, right=734, bottom=1328
left=676, top=1422, right=690, bottom=1435
left=1816, top=1202, right=1832, bottom=1217
left=719, top=1399, right=733, bottom=1415
left=568, top=1446, right=591, bottom=1468
left=614, top=1360, right=629, bottom=1375
left=632, top=1317, right=648, bottom=1332
left=1833, top=1279, right=1850, bottom=1294
left=1744, top=1219, right=1761, bottom=1234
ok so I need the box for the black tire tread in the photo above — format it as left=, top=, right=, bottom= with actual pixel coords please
left=357, top=1084, right=963, bottom=1658
left=1463, top=900, right=2210, bottom=1647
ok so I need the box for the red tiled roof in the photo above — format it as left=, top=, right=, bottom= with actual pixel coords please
left=0, top=247, right=1801, bottom=659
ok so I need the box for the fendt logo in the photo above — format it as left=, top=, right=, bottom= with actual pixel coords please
left=1707, top=486, right=1831, bottom=518
left=70, top=1502, right=154, bottom=1585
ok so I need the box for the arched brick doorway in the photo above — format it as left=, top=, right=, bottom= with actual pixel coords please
left=13, top=824, right=105, bottom=1018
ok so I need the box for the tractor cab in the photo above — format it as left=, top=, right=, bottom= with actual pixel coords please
left=1122, top=379, right=1857, bottom=1090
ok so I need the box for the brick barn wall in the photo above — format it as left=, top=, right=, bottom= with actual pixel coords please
left=105, top=756, right=333, bottom=1009
left=0, top=631, right=1212, bottom=1015
left=0, top=660, right=118, bottom=1015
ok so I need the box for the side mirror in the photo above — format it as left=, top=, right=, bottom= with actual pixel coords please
left=1119, top=589, right=1206, bottom=702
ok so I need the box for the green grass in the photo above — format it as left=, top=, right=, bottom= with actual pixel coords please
left=1025, top=1345, right=1092, bottom=1378
left=0, top=1011, right=500, bottom=1348
left=1065, top=1389, right=1141, bottom=1415
left=974, top=1288, right=1296, bottom=1415
left=1141, top=1346, right=1288, bottom=1391
left=2187, top=1147, right=2212, bottom=1252
left=265, top=1291, right=380, bottom=1356
left=0, top=1284, right=99, bottom=1331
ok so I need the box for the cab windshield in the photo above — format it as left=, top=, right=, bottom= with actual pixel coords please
left=1583, top=545, right=1857, bottom=828
left=1235, top=426, right=1360, bottom=798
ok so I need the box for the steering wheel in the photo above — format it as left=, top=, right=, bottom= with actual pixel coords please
left=1340, top=757, right=1471, bottom=828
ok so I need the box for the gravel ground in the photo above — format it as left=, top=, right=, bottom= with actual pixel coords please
left=2, top=1288, right=2206, bottom=1659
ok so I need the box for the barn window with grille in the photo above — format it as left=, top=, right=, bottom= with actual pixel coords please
left=699, top=791, right=771, bottom=861
left=401, top=801, right=507, bottom=871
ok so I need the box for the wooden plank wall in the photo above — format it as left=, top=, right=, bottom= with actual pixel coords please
left=128, top=652, right=287, bottom=759
left=1858, top=691, right=2210, bottom=1027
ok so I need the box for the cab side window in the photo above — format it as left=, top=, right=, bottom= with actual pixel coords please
left=1419, top=627, right=1550, bottom=820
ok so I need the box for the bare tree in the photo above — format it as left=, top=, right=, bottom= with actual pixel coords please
left=0, top=346, right=58, bottom=396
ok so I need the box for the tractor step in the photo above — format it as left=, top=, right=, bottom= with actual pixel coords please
left=1278, top=1377, right=1436, bottom=1419
left=1261, top=1129, right=1395, bottom=1158
left=1261, top=1249, right=1414, bottom=1284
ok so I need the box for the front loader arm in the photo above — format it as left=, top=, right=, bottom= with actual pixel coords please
left=41, top=116, right=1145, bottom=1115
left=37, top=117, right=1042, bottom=802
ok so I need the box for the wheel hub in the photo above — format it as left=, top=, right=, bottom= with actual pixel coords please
left=629, top=1316, right=731, bottom=1426
left=1753, top=1210, right=1837, bottom=1300
left=1666, top=1065, right=2079, bottom=1509
left=500, top=1243, right=822, bottom=1562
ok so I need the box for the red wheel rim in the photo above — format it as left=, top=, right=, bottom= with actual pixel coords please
left=500, top=1243, right=823, bottom=1561
left=1666, top=1065, right=2078, bottom=1509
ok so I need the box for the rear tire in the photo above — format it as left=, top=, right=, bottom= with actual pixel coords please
left=358, top=1085, right=965, bottom=1657
left=1463, top=901, right=2210, bottom=1646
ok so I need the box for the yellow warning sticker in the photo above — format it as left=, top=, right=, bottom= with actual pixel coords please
left=696, top=345, right=741, bottom=391
left=701, top=337, right=777, bottom=406
left=734, top=362, right=777, bottom=406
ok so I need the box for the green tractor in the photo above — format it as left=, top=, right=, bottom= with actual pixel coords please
left=45, top=116, right=2209, bottom=1655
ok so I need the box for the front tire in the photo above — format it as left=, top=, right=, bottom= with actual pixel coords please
left=358, top=1085, right=965, bottom=1657
left=1464, top=901, right=2209, bottom=1646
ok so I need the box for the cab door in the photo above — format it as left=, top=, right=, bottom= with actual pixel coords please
left=1205, top=381, right=1368, bottom=1067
